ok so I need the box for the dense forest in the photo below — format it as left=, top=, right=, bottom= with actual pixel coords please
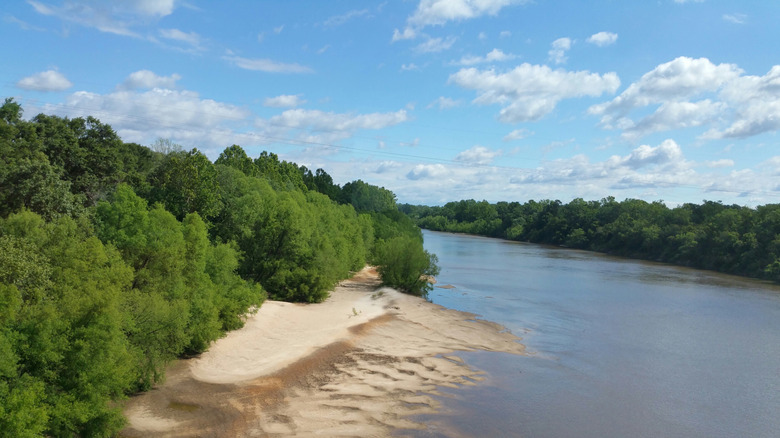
left=401, top=197, right=780, bottom=282
left=0, top=99, right=437, bottom=436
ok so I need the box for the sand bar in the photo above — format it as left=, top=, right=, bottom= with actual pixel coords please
left=121, top=267, right=525, bottom=437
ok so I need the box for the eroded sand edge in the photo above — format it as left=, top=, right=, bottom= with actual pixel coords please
left=121, top=267, right=525, bottom=437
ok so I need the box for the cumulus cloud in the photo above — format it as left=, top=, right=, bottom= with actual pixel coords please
left=589, top=57, right=780, bottom=141
left=224, top=55, right=314, bottom=74
left=548, top=37, right=572, bottom=64
left=393, top=0, right=529, bottom=41
left=589, top=56, right=742, bottom=137
left=702, top=65, right=780, bottom=139
left=296, top=142, right=771, bottom=206
left=449, top=63, right=620, bottom=122
left=263, top=94, right=306, bottom=108
left=117, top=70, right=181, bottom=90
left=622, top=99, right=726, bottom=140
left=455, top=145, right=501, bottom=165
left=612, top=139, right=684, bottom=169
left=16, top=69, right=73, bottom=91
left=586, top=31, right=617, bottom=47
left=407, top=163, right=448, bottom=180
left=453, top=48, right=517, bottom=66
left=411, top=0, right=525, bottom=28
left=509, top=139, right=693, bottom=192
left=392, top=27, right=418, bottom=41
left=590, top=57, right=741, bottom=117
left=375, top=161, right=403, bottom=173
left=39, top=88, right=251, bottom=152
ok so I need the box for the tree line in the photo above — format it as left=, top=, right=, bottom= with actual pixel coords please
left=0, top=99, right=437, bottom=436
left=401, top=196, right=780, bottom=282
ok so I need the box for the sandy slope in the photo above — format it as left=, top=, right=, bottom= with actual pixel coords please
left=121, top=267, right=525, bottom=437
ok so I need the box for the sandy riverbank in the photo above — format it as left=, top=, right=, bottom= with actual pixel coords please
left=121, top=267, right=525, bottom=437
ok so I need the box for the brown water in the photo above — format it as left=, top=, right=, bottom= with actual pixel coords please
left=412, top=230, right=780, bottom=438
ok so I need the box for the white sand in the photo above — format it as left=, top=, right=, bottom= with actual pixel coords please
left=122, top=267, right=525, bottom=437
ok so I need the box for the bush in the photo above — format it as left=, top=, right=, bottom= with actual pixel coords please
left=374, top=235, right=439, bottom=297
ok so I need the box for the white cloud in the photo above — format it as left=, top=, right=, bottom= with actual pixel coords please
left=723, top=13, right=747, bottom=24
left=449, top=63, right=620, bottom=122
left=28, top=0, right=178, bottom=37
left=375, top=161, right=402, bottom=173
left=297, top=142, right=775, bottom=206
left=589, top=57, right=780, bottom=141
left=401, top=63, right=420, bottom=71
left=256, top=108, right=409, bottom=145
left=622, top=99, right=726, bottom=140
left=589, top=56, right=742, bottom=136
left=548, top=37, right=572, bottom=64
left=409, top=0, right=527, bottom=28
left=415, top=35, right=457, bottom=53
left=703, top=65, right=780, bottom=139
left=17, top=69, right=73, bottom=91
left=586, top=31, right=618, bottom=47
left=407, top=163, right=448, bottom=180
left=394, top=0, right=528, bottom=41
left=509, top=139, right=694, bottom=193
left=133, top=0, right=176, bottom=17
left=39, top=88, right=251, bottom=154
left=118, top=70, right=181, bottom=90
left=159, top=28, right=203, bottom=49
left=323, top=9, right=369, bottom=27
left=224, top=55, right=314, bottom=74
left=590, top=57, right=741, bottom=117
left=705, top=159, right=734, bottom=168
left=263, top=94, right=306, bottom=108
left=455, top=145, right=501, bottom=165
left=392, top=27, right=418, bottom=41
left=503, top=128, right=531, bottom=141
left=453, top=48, right=517, bottom=66
left=427, top=96, right=461, bottom=109
left=500, top=30, right=511, bottom=38
left=614, top=139, right=684, bottom=169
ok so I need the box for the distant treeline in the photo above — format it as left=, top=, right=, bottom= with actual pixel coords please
left=0, top=98, right=436, bottom=436
left=401, top=197, right=780, bottom=282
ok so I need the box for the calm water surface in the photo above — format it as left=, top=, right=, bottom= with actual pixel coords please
left=411, top=230, right=780, bottom=438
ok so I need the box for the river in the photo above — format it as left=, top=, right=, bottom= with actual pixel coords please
left=410, top=230, right=780, bottom=438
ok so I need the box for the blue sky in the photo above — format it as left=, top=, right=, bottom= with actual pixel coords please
left=3, top=0, right=780, bottom=206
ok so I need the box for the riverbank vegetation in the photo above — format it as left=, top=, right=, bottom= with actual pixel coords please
left=0, top=99, right=436, bottom=436
left=401, top=197, right=780, bottom=283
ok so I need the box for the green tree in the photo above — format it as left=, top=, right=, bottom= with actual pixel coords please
left=149, top=148, right=223, bottom=223
left=374, top=235, right=439, bottom=297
